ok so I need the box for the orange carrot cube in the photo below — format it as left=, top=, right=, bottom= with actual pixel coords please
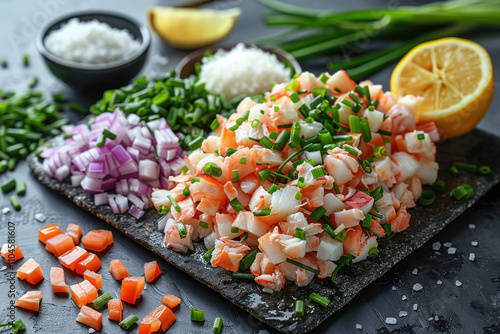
left=138, top=315, right=161, bottom=334
left=1, top=243, right=24, bottom=263
left=144, top=260, right=161, bottom=282
left=150, top=304, right=176, bottom=332
left=76, top=305, right=102, bottom=331
left=50, top=267, right=69, bottom=294
left=65, top=223, right=82, bottom=244
left=120, top=277, right=145, bottom=304
left=45, top=233, right=75, bottom=257
left=83, top=270, right=102, bottom=290
left=109, top=259, right=129, bottom=280
left=15, top=291, right=42, bottom=312
left=17, top=258, right=44, bottom=285
left=161, top=294, right=181, bottom=309
left=70, top=283, right=88, bottom=308
left=81, top=229, right=114, bottom=252
left=75, top=253, right=102, bottom=275
left=58, top=246, right=88, bottom=271
left=107, top=298, right=123, bottom=322
left=38, top=224, right=62, bottom=244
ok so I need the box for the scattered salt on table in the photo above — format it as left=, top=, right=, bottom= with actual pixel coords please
left=448, top=247, right=457, bottom=255
left=391, top=286, right=397, bottom=291
left=469, top=253, right=475, bottom=261
left=399, top=311, right=408, bottom=318
left=437, top=280, right=443, bottom=285
left=443, top=242, right=452, bottom=248
left=471, top=241, right=478, bottom=247
left=34, top=213, right=46, bottom=222
left=412, top=268, right=418, bottom=275
left=355, top=324, right=363, bottom=330
left=456, top=280, right=462, bottom=287
left=385, top=317, right=397, bottom=325
left=413, top=304, right=418, bottom=311
left=432, top=241, right=441, bottom=251
left=468, top=224, right=476, bottom=229
left=2, top=207, right=10, bottom=214
left=413, top=283, right=423, bottom=291
left=402, top=295, right=407, bottom=301
left=435, top=315, right=439, bottom=321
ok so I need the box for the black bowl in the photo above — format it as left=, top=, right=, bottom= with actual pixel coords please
left=37, top=11, right=151, bottom=90
left=175, top=43, right=302, bottom=79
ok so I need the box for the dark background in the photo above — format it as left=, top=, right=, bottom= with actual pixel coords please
left=1, top=0, right=499, bottom=333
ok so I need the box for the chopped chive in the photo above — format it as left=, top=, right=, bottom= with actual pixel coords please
left=454, top=162, right=478, bottom=173
left=191, top=177, right=200, bottom=183
left=333, top=224, right=345, bottom=235
left=181, top=166, right=189, bottom=174
left=228, top=123, right=239, bottom=131
left=199, top=221, right=209, bottom=229
left=240, top=232, right=249, bottom=242
left=204, top=162, right=223, bottom=177
left=318, top=130, right=333, bottom=145
left=232, top=169, right=240, bottom=182
left=240, top=248, right=260, bottom=271
left=295, top=191, right=302, bottom=200
left=15, top=180, right=25, bottom=196
left=1, top=178, right=16, bottom=193
left=368, top=211, right=383, bottom=219
left=377, top=129, right=392, bottom=136
left=230, top=198, right=244, bottom=212
left=362, top=214, right=372, bottom=227
left=225, top=148, right=237, bottom=157
left=231, top=227, right=240, bottom=233
left=167, top=195, right=181, bottom=212
left=452, top=185, right=468, bottom=200
left=360, top=119, right=372, bottom=142
left=259, top=136, right=274, bottom=149
left=276, top=143, right=315, bottom=174
left=10, top=196, right=21, bottom=211
left=361, top=159, right=372, bottom=173
left=285, top=79, right=299, bottom=91
left=232, top=272, right=255, bottom=280
left=331, top=135, right=353, bottom=143
left=189, top=136, right=205, bottom=150
left=182, top=188, right=190, bottom=196
left=333, top=182, right=340, bottom=194
left=269, top=131, right=278, bottom=140
left=286, top=258, right=320, bottom=275
left=290, top=92, right=300, bottom=103
left=203, top=246, right=215, bottom=262
left=309, top=293, right=330, bottom=307
left=343, top=146, right=358, bottom=157
left=278, top=123, right=293, bottom=129
left=289, top=122, right=301, bottom=149
left=158, top=205, right=169, bottom=214
left=177, top=222, right=187, bottom=238
left=364, top=86, right=371, bottom=106
left=449, top=166, right=459, bottom=176
left=296, top=228, right=306, bottom=240
left=210, top=118, right=220, bottom=131
left=341, top=98, right=356, bottom=110
left=258, top=168, right=271, bottom=182
left=295, top=300, right=305, bottom=316
left=119, top=315, right=139, bottom=330
left=92, top=292, right=113, bottom=309
left=373, top=146, right=386, bottom=158
left=213, top=317, right=223, bottom=334
left=310, top=207, right=326, bottom=222
left=417, top=133, right=425, bottom=140
left=270, top=95, right=276, bottom=102
left=23, top=54, right=29, bottom=66
left=348, top=115, right=361, bottom=133
left=354, top=85, right=365, bottom=97
left=382, top=224, right=394, bottom=240
left=478, top=166, right=491, bottom=175
left=239, top=157, right=247, bottom=164
left=28, top=76, right=38, bottom=88
left=96, top=135, right=106, bottom=147
left=311, top=168, right=326, bottom=179
left=190, top=309, right=205, bottom=322
left=348, top=93, right=364, bottom=106
left=273, top=129, right=291, bottom=151
left=268, top=184, right=280, bottom=194
left=433, top=180, right=446, bottom=192
left=418, top=190, right=436, bottom=205
left=68, top=102, right=86, bottom=113
left=253, top=209, right=271, bottom=216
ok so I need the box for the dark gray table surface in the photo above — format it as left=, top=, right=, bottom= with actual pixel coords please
left=1, top=1, right=499, bottom=333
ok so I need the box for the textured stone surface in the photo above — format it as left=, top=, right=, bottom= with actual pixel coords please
left=27, top=129, right=500, bottom=333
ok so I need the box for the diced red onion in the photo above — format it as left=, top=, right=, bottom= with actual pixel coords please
left=128, top=205, right=145, bottom=220
left=71, top=174, right=85, bottom=187
left=54, top=165, right=70, bottom=181
left=94, top=193, right=108, bottom=206
left=114, top=195, right=129, bottom=214
left=127, top=193, right=145, bottom=210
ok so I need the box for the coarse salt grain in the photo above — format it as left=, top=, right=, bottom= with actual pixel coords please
left=437, top=280, right=442, bottom=285
left=199, top=43, right=291, bottom=99
left=469, top=253, right=475, bottom=261
left=391, top=286, right=397, bottom=291
left=448, top=247, right=457, bottom=255
left=402, top=295, right=407, bottom=301
left=413, top=303, right=418, bottom=311
left=435, top=315, right=439, bottom=321
left=2, top=207, right=10, bottom=214
left=385, top=317, right=397, bottom=325
left=443, top=242, right=452, bottom=247
left=356, top=324, right=362, bottom=330
left=412, top=268, right=418, bottom=275
left=468, top=224, right=476, bottom=229
left=432, top=241, right=441, bottom=250
left=456, top=280, right=462, bottom=287
left=399, top=311, right=408, bottom=317
left=45, top=18, right=140, bottom=64
left=34, top=213, right=46, bottom=222
left=413, top=283, right=423, bottom=291
left=471, top=241, right=478, bottom=246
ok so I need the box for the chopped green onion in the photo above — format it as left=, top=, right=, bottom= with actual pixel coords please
left=213, top=317, right=223, bottom=334
left=240, top=232, right=249, bottom=242
left=296, top=228, right=306, bottom=240
left=368, top=211, right=383, bottom=219
left=360, top=119, right=372, bottom=142
left=203, top=246, right=215, bottom=262
left=199, top=221, right=209, bottom=229
left=158, top=205, right=170, bottom=214
left=285, top=79, right=299, bottom=91
left=290, top=92, right=300, bottom=103
left=286, top=258, right=320, bottom=274
left=258, top=168, right=271, bottom=182
left=454, top=162, right=478, bottom=173
left=418, top=190, right=436, bottom=206
left=229, top=123, right=240, bottom=131
left=273, top=129, right=291, bottom=151
left=23, top=54, right=29, bottom=66
left=240, top=248, right=259, bottom=271
left=178, top=222, right=187, bottom=238
left=68, top=102, right=86, bottom=113
left=377, top=129, right=392, bottom=136
left=167, top=195, right=181, bottom=212
left=268, top=184, right=280, bottom=194
left=232, top=170, right=240, bottom=182
left=452, top=185, right=469, bottom=200
left=204, top=162, right=223, bottom=177
left=382, top=224, right=394, bottom=240
left=295, top=191, right=303, bottom=200
left=239, top=157, right=247, bottom=164
left=10, top=196, right=21, bottom=211
left=348, top=92, right=364, bottom=106
left=332, top=135, right=353, bottom=143
left=364, top=86, right=371, bottom=106
left=270, top=95, right=276, bottom=102
left=311, top=168, right=326, bottom=179
left=181, top=166, right=189, bottom=174
left=191, top=177, right=200, bottom=183
left=368, top=247, right=379, bottom=258
left=295, top=300, right=305, bottom=316
left=310, top=207, right=326, bottom=221
left=319, top=72, right=329, bottom=84
left=119, top=315, right=139, bottom=330
left=189, top=136, right=205, bottom=150
left=370, top=186, right=383, bottom=201
left=373, top=146, right=386, bottom=158
left=230, top=198, right=244, bottom=212
left=348, top=115, right=361, bottom=133
left=1, top=178, right=16, bottom=193
left=362, top=214, right=372, bottom=227
left=478, top=166, right=491, bottom=175
left=297, top=176, right=305, bottom=188
left=433, top=180, right=446, bottom=192
left=190, top=309, right=205, bottom=322
left=269, top=131, right=278, bottom=140
left=343, top=146, right=358, bottom=157
left=183, top=188, right=190, bottom=196
left=462, top=184, right=474, bottom=199
left=210, top=118, right=220, bottom=131
left=318, top=130, right=333, bottom=145
left=309, top=293, right=330, bottom=307
left=417, top=133, right=425, bottom=140
left=96, top=135, right=106, bottom=147
left=333, top=182, right=340, bottom=194
left=225, top=148, right=237, bottom=157
left=232, top=272, right=255, bottom=280
left=102, top=129, right=117, bottom=140
left=231, top=227, right=240, bottom=233
left=92, top=292, right=113, bottom=309
left=289, top=122, right=301, bottom=148
left=274, top=105, right=280, bottom=113
left=259, top=136, right=274, bottom=149
left=361, top=159, right=372, bottom=173
left=449, top=166, right=459, bottom=176
left=28, top=76, right=38, bottom=88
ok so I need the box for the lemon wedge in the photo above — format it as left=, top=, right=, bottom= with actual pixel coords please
left=391, top=37, right=494, bottom=138
left=148, top=7, right=242, bottom=50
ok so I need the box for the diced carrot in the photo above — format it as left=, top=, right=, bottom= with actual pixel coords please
left=1, top=243, right=24, bottom=263
left=70, top=283, right=88, bottom=307
left=15, top=290, right=42, bottom=312
left=50, top=267, right=69, bottom=293
left=120, top=277, right=145, bottom=304
left=83, top=270, right=102, bottom=290
left=66, top=223, right=82, bottom=244
left=138, top=314, right=161, bottom=334
left=58, top=246, right=88, bottom=271
left=79, top=280, right=98, bottom=304
left=76, top=305, right=102, bottom=331
left=38, top=224, right=62, bottom=244
left=161, top=294, right=181, bottom=309
left=45, top=233, right=75, bottom=257
left=17, top=258, right=44, bottom=285
left=150, top=304, right=176, bottom=332
left=81, top=229, right=114, bottom=252
left=107, top=298, right=123, bottom=322
left=75, top=253, right=102, bottom=275
left=144, top=260, right=161, bottom=283
left=109, top=259, right=129, bottom=280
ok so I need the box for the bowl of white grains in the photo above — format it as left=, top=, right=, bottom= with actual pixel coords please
left=37, top=11, right=150, bottom=90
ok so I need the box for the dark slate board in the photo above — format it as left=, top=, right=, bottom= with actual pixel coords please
left=27, top=129, right=500, bottom=334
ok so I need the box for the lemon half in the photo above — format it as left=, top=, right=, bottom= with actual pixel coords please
left=391, top=37, right=494, bottom=138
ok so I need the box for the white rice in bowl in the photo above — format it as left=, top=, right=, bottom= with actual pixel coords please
left=199, top=43, right=292, bottom=99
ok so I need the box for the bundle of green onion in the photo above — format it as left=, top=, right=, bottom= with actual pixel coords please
left=90, top=71, right=241, bottom=149
left=0, top=90, right=68, bottom=172
left=256, top=0, right=500, bottom=79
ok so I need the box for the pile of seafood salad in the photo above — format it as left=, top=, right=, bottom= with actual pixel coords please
left=152, top=71, right=439, bottom=292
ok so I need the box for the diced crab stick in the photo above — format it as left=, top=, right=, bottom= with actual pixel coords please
left=120, top=276, right=145, bottom=304
left=144, top=260, right=161, bottom=283
left=76, top=253, right=102, bottom=275
left=50, top=267, right=69, bottom=293
left=138, top=314, right=161, bottom=334
left=15, top=290, right=42, bottom=312
left=45, top=233, right=75, bottom=257
left=1, top=243, right=24, bottom=263
left=150, top=304, right=176, bottom=332
left=80, top=279, right=98, bottom=304
left=81, top=229, right=114, bottom=252
left=66, top=223, right=82, bottom=244
left=84, top=270, right=102, bottom=290
left=58, top=246, right=89, bottom=271
left=109, top=259, right=129, bottom=280
left=38, top=224, right=62, bottom=244
left=70, top=282, right=88, bottom=308
left=343, top=191, right=374, bottom=214
left=161, top=294, right=181, bottom=309
left=107, top=298, right=123, bottom=322
left=76, top=305, right=102, bottom=331
left=17, top=258, right=44, bottom=285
